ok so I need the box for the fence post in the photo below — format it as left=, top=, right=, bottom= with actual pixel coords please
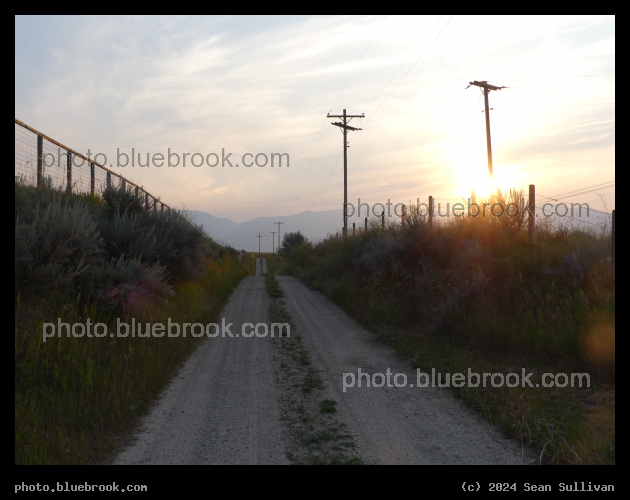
left=106, top=172, right=112, bottom=188
left=528, top=184, right=535, bottom=244
left=381, top=211, right=385, bottom=232
left=428, top=196, right=433, bottom=227
left=611, top=209, right=615, bottom=270
left=66, top=152, right=72, bottom=194
left=353, top=222, right=355, bottom=236
left=90, top=162, right=95, bottom=196
left=37, top=134, right=43, bottom=188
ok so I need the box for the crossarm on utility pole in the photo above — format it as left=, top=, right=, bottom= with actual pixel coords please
left=330, top=122, right=362, bottom=131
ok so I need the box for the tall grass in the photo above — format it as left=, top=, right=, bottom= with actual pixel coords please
left=15, top=179, right=252, bottom=464
left=279, top=195, right=615, bottom=464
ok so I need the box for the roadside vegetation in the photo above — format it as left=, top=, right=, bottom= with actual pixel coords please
left=278, top=188, right=615, bottom=465
left=15, top=177, right=252, bottom=464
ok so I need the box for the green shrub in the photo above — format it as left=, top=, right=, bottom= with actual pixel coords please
left=101, top=183, right=145, bottom=217
left=15, top=194, right=103, bottom=292
left=96, top=202, right=207, bottom=283
left=279, top=231, right=309, bottom=258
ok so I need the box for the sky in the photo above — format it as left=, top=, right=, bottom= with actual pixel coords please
left=15, top=15, right=615, bottom=226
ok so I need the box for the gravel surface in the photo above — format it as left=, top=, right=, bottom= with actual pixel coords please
left=113, top=276, right=290, bottom=465
left=113, top=269, right=533, bottom=465
left=276, top=275, right=532, bottom=465
left=255, top=258, right=268, bottom=276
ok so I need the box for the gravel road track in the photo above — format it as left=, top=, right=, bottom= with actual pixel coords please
left=113, top=275, right=290, bottom=465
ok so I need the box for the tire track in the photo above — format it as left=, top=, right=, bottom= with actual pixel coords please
left=112, top=276, right=290, bottom=465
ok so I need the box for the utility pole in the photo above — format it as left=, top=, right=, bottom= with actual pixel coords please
left=327, top=109, right=364, bottom=234
left=270, top=231, right=276, bottom=258
left=466, top=81, right=507, bottom=178
left=257, top=233, right=262, bottom=256
left=275, top=221, right=284, bottom=253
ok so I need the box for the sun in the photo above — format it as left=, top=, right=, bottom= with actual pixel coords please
left=456, top=165, right=495, bottom=202
left=449, top=123, right=525, bottom=202
left=455, top=162, right=524, bottom=203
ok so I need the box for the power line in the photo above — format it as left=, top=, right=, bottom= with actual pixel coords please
left=291, top=16, right=385, bottom=216
left=361, top=76, right=613, bottom=126
left=330, top=15, right=386, bottom=112
left=536, top=197, right=613, bottom=217
left=292, top=151, right=343, bottom=230
left=550, top=181, right=615, bottom=199
left=533, top=200, right=608, bottom=228
left=541, top=186, right=615, bottom=203
left=496, top=103, right=614, bottom=109
left=363, top=15, right=444, bottom=119
left=312, top=152, right=343, bottom=203
left=528, top=182, right=615, bottom=226
left=351, top=101, right=468, bottom=147
left=290, top=122, right=327, bottom=215
left=358, top=98, right=463, bottom=126
left=546, top=181, right=615, bottom=201
left=505, top=74, right=615, bottom=82
left=366, top=15, right=454, bottom=122
left=507, top=82, right=614, bottom=88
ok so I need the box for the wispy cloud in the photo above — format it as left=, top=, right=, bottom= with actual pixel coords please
left=15, top=15, right=614, bottom=222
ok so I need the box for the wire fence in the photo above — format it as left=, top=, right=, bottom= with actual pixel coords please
left=15, top=118, right=176, bottom=214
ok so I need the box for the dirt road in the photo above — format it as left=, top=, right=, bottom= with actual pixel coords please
left=113, top=267, right=531, bottom=465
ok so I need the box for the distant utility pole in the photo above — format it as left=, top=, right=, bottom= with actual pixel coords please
left=466, top=81, right=507, bottom=178
left=270, top=231, right=276, bottom=258
left=275, top=221, right=284, bottom=253
left=257, top=233, right=262, bottom=256
left=327, top=109, right=364, bottom=234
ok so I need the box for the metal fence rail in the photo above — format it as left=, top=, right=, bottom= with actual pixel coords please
left=15, top=118, right=176, bottom=214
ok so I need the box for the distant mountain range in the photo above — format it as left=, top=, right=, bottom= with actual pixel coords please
left=189, top=203, right=613, bottom=253
left=188, top=209, right=345, bottom=253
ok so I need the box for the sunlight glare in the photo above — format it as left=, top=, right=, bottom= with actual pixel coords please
left=455, top=161, right=525, bottom=202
